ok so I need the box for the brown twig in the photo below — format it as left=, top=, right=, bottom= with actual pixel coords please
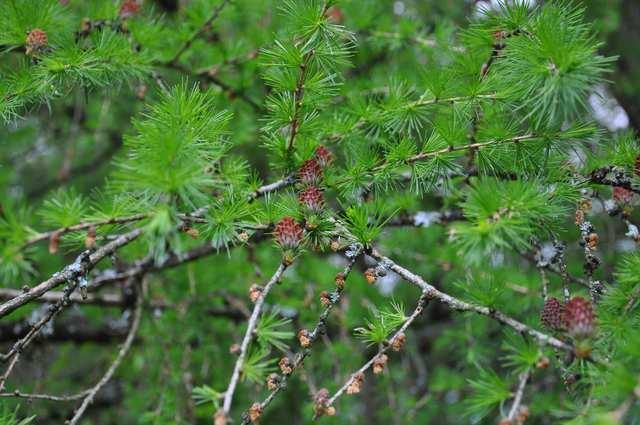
left=67, top=287, right=143, bottom=425
left=0, top=279, right=79, bottom=391
left=0, top=228, right=143, bottom=319
left=505, top=368, right=531, bottom=422
left=168, top=0, right=232, bottom=65
left=22, top=213, right=147, bottom=249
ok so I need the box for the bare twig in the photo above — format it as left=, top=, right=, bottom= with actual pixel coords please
left=403, top=133, right=536, bottom=165
left=0, top=228, right=143, bottom=319
left=0, top=280, right=79, bottom=391
left=505, top=369, right=531, bottom=422
left=0, top=287, right=248, bottom=320
left=169, top=0, right=232, bottom=65
left=0, top=390, right=89, bottom=402
left=249, top=175, right=295, bottom=201
left=220, top=262, right=289, bottom=417
left=68, top=288, right=143, bottom=425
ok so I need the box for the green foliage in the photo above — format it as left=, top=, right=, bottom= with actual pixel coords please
left=0, top=201, right=33, bottom=281
left=0, top=406, right=33, bottom=425
left=343, top=203, right=395, bottom=246
left=501, top=332, right=541, bottom=374
left=492, top=3, right=613, bottom=127
left=192, top=385, right=223, bottom=409
left=204, top=190, right=260, bottom=250
left=465, top=368, right=512, bottom=419
left=1, top=0, right=638, bottom=424
left=114, top=83, right=232, bottom=208
left=242, top=347, right=277, bottom=385
left=452, top=178, right=576, bottom=263
left=255, top=310, right=294, bottom=352
left=39, top=188, right=87, bottom=227
left=354, top=300, right=406, bottom=345
left=455, top=275, right=506, bottom=309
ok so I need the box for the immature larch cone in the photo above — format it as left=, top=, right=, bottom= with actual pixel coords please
left=364, top=268, right=377, bottom=285
left=319, top=290, right=331, bottom=307
left=248, top=284, right=263, bottom=303
left=540, top=297, right=565, bottom=331
left=298, top=158, right=323, bottom=185
left=25, top=28, right=48, bottom=56
left=214, top=410, right=227, bottom=425
left=297, top=329, right=311, bottom=348
left=278, top=357, right=293, bottom=375
left=372, top=354, right=388, bottom=374
left=248, top=402, right=262, bottom=423
left=119, top=0, right=141, bottom=18
left=273, top=217, right=303, bottom=250
left=266, top=373, right=280, bottom=391
left=613, top=186, right=634, bottom=204
left=314, top=145, right=333, bottom=167
left=298, top=186, right=324, bottom=212
left=563, top=296, right=595, bottom=339
left=313, top=388, right=335, bottom=416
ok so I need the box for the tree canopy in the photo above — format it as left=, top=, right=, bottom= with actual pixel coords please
left=0, top=1, right=639, bottom=424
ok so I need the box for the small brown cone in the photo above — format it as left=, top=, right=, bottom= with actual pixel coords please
left=391, top=333, right=406, bottom=352
left=319, top=290, right=331, bottom=307
left=298, top=329, right=311, bottom=348
left=364, top=268, right=377, bottom=285
left=229, top=343, right=241, bottom=355
left=49, top=231, right=60, bottom=254
left=214, top=410, right=227, bottom=425
left=372, top=354, right=388, bottom=375
left=279, top=357, right=293, bottom=375
left=536, top=356, right=550, bottom=369
left=85, top=226, right=96, bottom=248
left=248, top=403, right=262, bottom=423
left=585, top=232, right=599, bottom=250
left=183, top=226, right=200, bottom=239
left=26, top=28, right=48, bottom=56
left=266, top=373, right=280, bottom=391
left=346, top=372, right=365, bottom=395
left=330, top=240, right=340, bottom=251
left=249, top=284, right=263, bottom=303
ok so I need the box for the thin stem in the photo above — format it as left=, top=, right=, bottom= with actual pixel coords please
left=506, top=369, right=531, bottom=421
left=169, top=0, right=232, bottom=65
left=68, top=288, right=143, bottom=425
left=403, top=133, right=535, bottom=165
left=22, top=213, right=148, bottom=248
left=249, top=175, right=295, bottom=201
left=0, top=280, right=79, bottom=391
left=0, top=390, right=89, bottom=402
left=221, top=262, right=288, bottom=416
left=286, top=51, right=313, bottom=154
